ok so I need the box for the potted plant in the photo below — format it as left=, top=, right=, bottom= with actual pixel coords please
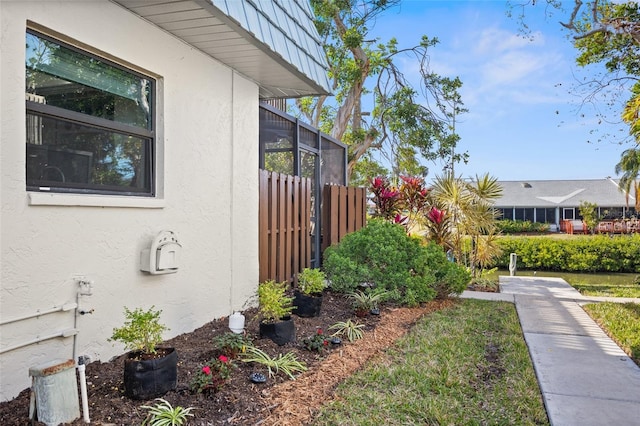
left=293, top=268, right=327, bottom=317
left=257, top=280, right=295, bottom=345
left=110, top=306, right=177, bottom=400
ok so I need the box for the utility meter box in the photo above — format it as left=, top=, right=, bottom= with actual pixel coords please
left=29, top=359, right=80, bottom=425
left=140, top=230, right=182, bottom=275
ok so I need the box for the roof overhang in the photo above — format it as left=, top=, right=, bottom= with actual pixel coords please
left=112, top=0, right=331, bottom=99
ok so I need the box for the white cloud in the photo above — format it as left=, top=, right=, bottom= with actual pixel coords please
left=480, top=51, right=547, bottom=86
left=474, top=28, right=545, bottom=55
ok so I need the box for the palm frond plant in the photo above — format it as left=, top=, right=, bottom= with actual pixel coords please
left=240, top=346, right=307, bottom=380
left=615, top=147, right=640, bottom=211
left=348, top=288, right=388, bottom=316
left=140, top=398, right=194, bottom=426
left=328, top=319, right=365, bottom=342
left=430, top=173, right=503, bottom=278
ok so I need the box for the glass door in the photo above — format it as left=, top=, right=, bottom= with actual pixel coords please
left=301, top=149, right=320, bottom=268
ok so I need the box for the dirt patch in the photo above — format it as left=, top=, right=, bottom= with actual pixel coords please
left=0, top=293, right=457, bottom=425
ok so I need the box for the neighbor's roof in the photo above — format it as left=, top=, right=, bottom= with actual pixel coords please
left=495, top=178, right=634, bottom=208
left=114, top=0, right=331, bottom=99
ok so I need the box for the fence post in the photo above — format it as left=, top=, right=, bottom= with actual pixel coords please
left=509, top=253, right=517, bottom=276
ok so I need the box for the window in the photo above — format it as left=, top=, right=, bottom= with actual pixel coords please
left=535, top=208, right=556, bottom=223
left=563, top=208, right=575, bottom=220
left=499, top=208, right=514, bottom=220
left=25, top=30, right=155, bottom=196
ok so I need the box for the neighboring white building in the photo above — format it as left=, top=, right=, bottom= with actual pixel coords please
left=495, top=178, right=637, bottom=227
left=0, top=0, right=331, bottom=401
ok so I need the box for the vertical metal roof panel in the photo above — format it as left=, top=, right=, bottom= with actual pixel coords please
left=273, top=1, right=293, bottom=36
left=210, top=0, right=330, bottom=94
left=243, top=2, right=264, bottom=40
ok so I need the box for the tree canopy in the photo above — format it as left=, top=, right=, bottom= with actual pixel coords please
left=295, top=0, right=466, bottom=184
left=511, top=1, right=638, bottom=140
left=513, top=0, right=639, bottom=200
left=564, top=1, right=640, bottom=200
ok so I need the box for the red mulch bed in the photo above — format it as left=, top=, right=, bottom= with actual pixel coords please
left=0, top=292, right=456, bottom=425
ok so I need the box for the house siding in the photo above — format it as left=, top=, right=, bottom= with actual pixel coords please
left=1, top=1, right=259, bottom=401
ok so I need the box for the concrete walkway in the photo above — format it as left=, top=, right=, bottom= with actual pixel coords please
left=461, top=276, right=640, bottom=426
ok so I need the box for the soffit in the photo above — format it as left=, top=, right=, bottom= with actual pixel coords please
left=112, top=0, right=331, bottom=99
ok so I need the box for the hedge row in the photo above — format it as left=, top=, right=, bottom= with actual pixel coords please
left=495, top=219, right=549, bottom=234
left=490, top=235, right=640, bottom=273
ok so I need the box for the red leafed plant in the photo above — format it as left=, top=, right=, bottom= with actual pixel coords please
left=424, top=206, right=454, bottom=251
left=370, top=175, right=431, bottom=231
left=370, top=176, right=402, bottom=221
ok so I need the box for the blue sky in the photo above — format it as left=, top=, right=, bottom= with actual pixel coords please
left=365, top=0, right=632, bottom=181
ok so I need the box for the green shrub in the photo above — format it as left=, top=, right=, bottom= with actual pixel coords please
left=297, top=268, right=327, bottom=295
left=491, top=235, right=640, bottom=273
left=495, top=219, right=549, bottom=234
left=110, top=306, right=168, bottom=355
left=323, top=219, right=470, bottom=305
left=257, top=280, right=294, bottom=322
left=432, top=256, right=473, bottom=298
left=468, top=277, right=499, bottom=292
left=318, top=253, right=360, bottom=294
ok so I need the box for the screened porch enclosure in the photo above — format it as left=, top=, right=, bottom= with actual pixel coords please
left=498, top=206, right=637, bottom=224
left=259, top=103, right=348, bottom=270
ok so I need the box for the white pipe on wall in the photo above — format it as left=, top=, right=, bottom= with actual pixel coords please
left=0, top=303, right=77, bottom=326
left=77, top=356, right=90, bottom=423
left=0, top=329, right=78, bottom=354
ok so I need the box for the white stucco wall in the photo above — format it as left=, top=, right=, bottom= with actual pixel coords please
left=0, top=1, right=259, bottom=401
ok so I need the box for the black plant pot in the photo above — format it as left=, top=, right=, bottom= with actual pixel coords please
left=123, top=347, right=177, bottom=400
left=259, top=316, right=296, bottom=346
left=293, top=291, right=323, bottom=318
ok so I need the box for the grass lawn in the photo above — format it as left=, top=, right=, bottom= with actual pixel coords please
left=583, top=302, right=640, bottom=366
left=312, top=299, right=548, bottom=425
left=569, top=278, right=640, bottom=298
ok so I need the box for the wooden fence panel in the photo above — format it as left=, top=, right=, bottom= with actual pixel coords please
left=321, top=184, right=367, bottom=256
left=259, top=170, right=311, bottom=283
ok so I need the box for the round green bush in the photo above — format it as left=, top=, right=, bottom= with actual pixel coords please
left=323, top=219, right=470, bottom=305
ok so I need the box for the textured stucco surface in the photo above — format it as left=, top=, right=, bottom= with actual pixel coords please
left=1, top=1, right=259, bottom=401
